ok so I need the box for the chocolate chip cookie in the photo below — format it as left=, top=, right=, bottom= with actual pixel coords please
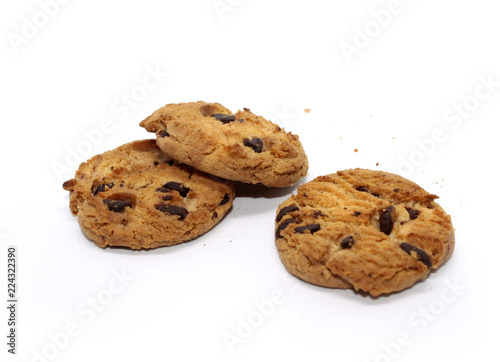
left=275, top=169, right=455, bottom=296
left=63, top=140, right=235, bottom=250
left=139, top=101, right=308, bottom=187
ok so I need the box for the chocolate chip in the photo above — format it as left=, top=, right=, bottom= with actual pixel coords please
left=93, top=182, right=114, bottom=196
left=275, top=219, right=297, bottom=239
left=400, top=243, right=432, bottom=269
left=340, top=236, right=355, bottom=249
left=243, top=137, right=263, bottom=153
left=162, top=195, right=173, bottom=201
left=155, top=204, right=189, bottom=220
left=160, top=130, right=170, bottom=137
left=213, top=212, right=218, bottom=219
left=220, top=193, right=230, bottom=205
left=211, top=113, right=235, bottom=124
left=354, top=211, right=361, bottom=217
left=393, top=188, right=400, bottom=192
left=238, top=119, right=244, bottom=123
left=294, top=224, right=321, bottom=234
left=94, top=184, right=106, bottom=195
left=406, top=208, right=421, bottom=220
left=313, top=210, right=327, bottom=218
left=158, top=182, right=190, bottom=197
left=276, top=205, right=299, bottom=223
left=356, top=186, right=379, bottom=197
left=103, top=199, right=132, bottom=213
left=379, top=206, right=394, bottom=235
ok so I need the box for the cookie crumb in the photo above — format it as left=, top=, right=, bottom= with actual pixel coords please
left=354, top=149, right=358, bottom=152
left=304, top=108, right=311, bottom=113
left=376, top=162, right=379, bottom=166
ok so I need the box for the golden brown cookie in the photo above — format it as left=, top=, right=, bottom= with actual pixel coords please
left=274, top=169, right=455, bottom=296
left=63, top=140, right=235, bottom=250
left=139, top=101, right=308, bottom=187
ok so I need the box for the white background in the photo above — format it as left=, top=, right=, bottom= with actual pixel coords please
left=1, top=1, right=499, bottom=361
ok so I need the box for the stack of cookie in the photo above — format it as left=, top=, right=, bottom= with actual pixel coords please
left=63, top=101, right=309, bottom=250
left=63, top=101, right=455, bottom=296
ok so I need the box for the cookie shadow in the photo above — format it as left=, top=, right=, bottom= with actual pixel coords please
left=231, top=182, right=301, bottom=217
left=287, top=270, right=432, bottom=303
left=234, top=178, right=309, bottom=200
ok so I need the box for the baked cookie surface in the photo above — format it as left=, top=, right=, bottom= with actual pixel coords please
left=275, top=169, right=455, bottom=296
left=63, top=140, right=235, bottom=250
left=139, top=101, right=308, bottom=187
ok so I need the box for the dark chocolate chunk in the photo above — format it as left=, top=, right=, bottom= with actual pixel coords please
left=93, top=182, right=114, bottom=196
left=103, top=199, right=132, bottom=213
left=354, top=211, right=361, bottom=217
left=162, top=195, right=173, bottom=201
left=243, top=137, right=264, bottom=153
left=212, top=212, right=218, bottom=219
left=393, top=188, right=400, bottom=192
left=355, top=186, right=379, bottom=197
left=294, top=224, right=321, bottom=234
left=400, top=243, right=432, bottom=269
left=220, top=193, right=230, bottom=205
left=340, top=235, right=355, bottom=249
left=158, top=182, right=190, bottom=197
left=211, top=113, right=236, bottom=124
left=238, top=118, right=244, bottom=123
left=276, top=205, right=299, bottom=223
left=155, top=204, right=189, bottom=220
left=379, top=206, right=394, bottom=235
left=275, top=219, right=297, bottom=239
left=313, top=210, right=327, bottom=218
left=160, top=130, right=170, bottom=137
left=406, top=208, right=421, bottom=220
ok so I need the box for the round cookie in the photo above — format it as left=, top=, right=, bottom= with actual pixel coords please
left=274, top=169, right=455, bottom=296
left=139, top=101, right=308, bottom=187
left=63, top=140, right=235, bottom=250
